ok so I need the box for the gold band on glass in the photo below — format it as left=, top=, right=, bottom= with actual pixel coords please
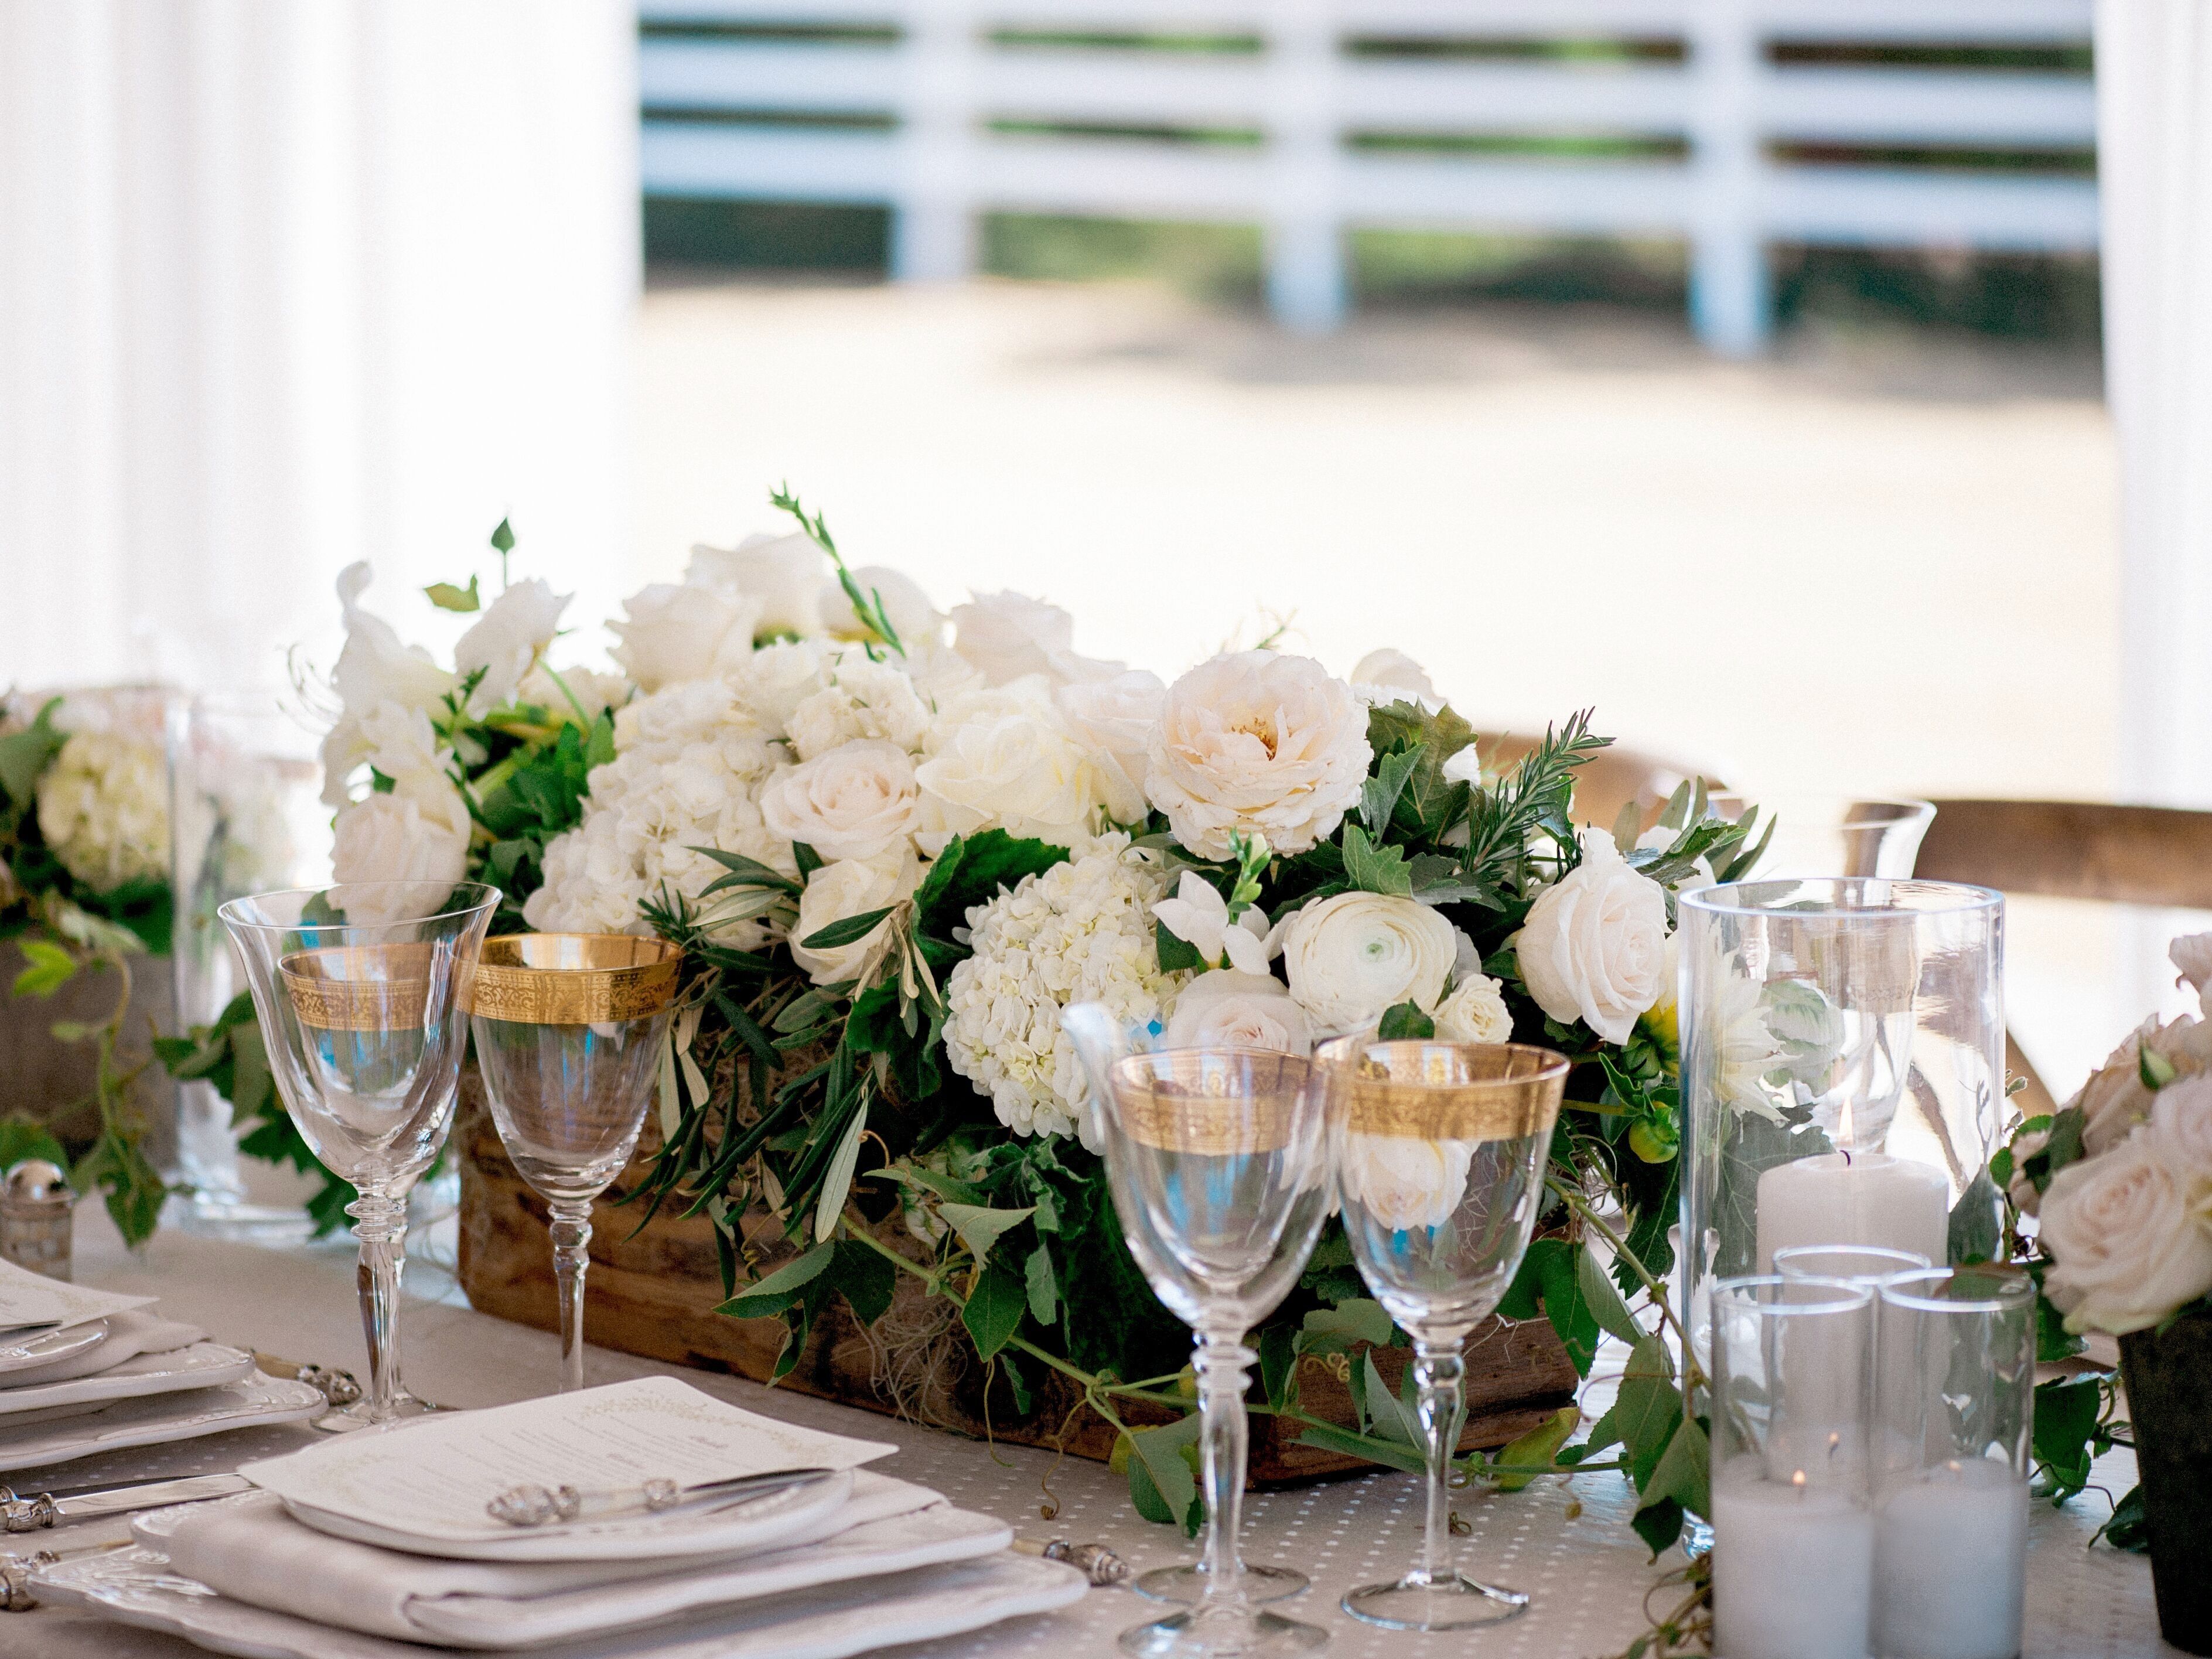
left=462, top=934, right=684, bottom=1025
left=1322, top=1039, right=1570, bottom=1142
left=1106, top=1050, right=1309, bottom=1155
left=279, top=943, right=437, bottom=1032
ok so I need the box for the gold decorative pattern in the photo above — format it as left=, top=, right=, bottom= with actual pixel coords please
left=280, top=943, right=438, bottom=1032
left=1106, top=1051, right=1310, bottom=1155
left=1318, top=1039, right=1569, bottom=1142
left=462, top=934, right=683, bottom=1026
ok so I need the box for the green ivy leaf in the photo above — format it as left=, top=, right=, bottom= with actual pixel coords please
left=1490, top=1405, right=1580, bottom=1491
left=2033, top=1375, right=2103, bottom=1497
left=1360, top=746, right=1422, bottom=837
left=961, top=1261, right=1028, bottom=1361
left=1629, top=1496, right=1685, bottom=1559
left=1155, top=918, right=1204, bottom=974
left=11, top=940, right=78, bottom=998
left=1528, top=1238, right=1602, bottom=1375
left=1642, top=1415, right=1711, bottom=1519
left=0, top=698, right=66, bottom=805
left=1341, top=822, right=1414, bottom=897
left=424, top=576, right=482, bottom=613
left=1023, top=1242, right=1059, bottom=1327
left=1259, top=1323, right=1298, bottom=1408
left=1125, top=1414, right=1203, bottom=1535
left=1359, top=1351, right=1422, bottom=1448
left=717, top=1240, right=835, bottom=1319
left=828, top=1238, right=896, bottom=1327
left=1376, top=1001, right=1435, bottom=1042
left=1576, top=1243, right=1641, bottom=1344
left=938, top=1201, right=1036, bottom=1267
left=1299, top=1298, right=1392, bottom=1353
left=1614, top=1334, right=1682, bottom=1466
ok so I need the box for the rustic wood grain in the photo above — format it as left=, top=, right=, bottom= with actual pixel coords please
left=455, top=1073, right=1582, bottom=1486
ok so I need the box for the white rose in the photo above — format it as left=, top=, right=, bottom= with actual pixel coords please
left=785, top=657, right=932, bottom=760
left=1146, top=651, right=1371, bottom=860
left=949, top=590, right=1121, bottom=687
left=1516, top=829, right=1668, bottom=1044
left=321, top=564, right=458, bottom=805
left=454, top=578, right=569, bottom=709
left=819, top=565, right=940, bottom=647
left=1350, top=648, right=1440, bottom=708
left=2042, top=1131, right=2212, bottom=1335
left=759, top=739, right=919, bottom=863
left=914, top=705, right=1103, bottom=851
left=351, top=702, right=449, bottom=794
left=329, top=779, right=472, bottom=922
left=2175, top=933, right=2212, bottom=1002
left=1432, top=974, right=1513, bottom=1044
left=790, top=853, right=920, bottom=988
left=1339, top=1132, right=1476, bottom=1234
left=1280, top=892, right=1458, bottom=1035
left=1056, top=670, right=1163, bottom=825
left=610, top=582, right=760, bottom=693
left=1164, top=969, right=1312, bottom=1055
left=2152, top=1074, right=2212, bottom=1213
left=686, top=531, right=827, bottom=639
left=729, top=639, right=835, bottom=737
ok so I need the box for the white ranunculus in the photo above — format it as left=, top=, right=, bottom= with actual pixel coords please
left=1164, top=969, right=1312, bottom=1055
left=1154, top=871, right=1272, bottom=975
left=1057, top=670, right=1163, bottom=825
left=686, top=531, right=827, bottom=639
left=1432, top=974, right=1513, bottom=1044
left=1350, top=648, right=1440, bottom=708
left=609, top=582, right=759, bottom=693
left=948, top=591, right=1120, bottom=687
left=820, top=566, right=940, bottom=648
left=785, top=656, right=932, bottom=760
left=729, top=639, right=834, bottom=738
left=1280, top=891, right=1458, bottom=1035
left=1515, top=829, right=1668, bottom=1044
left=34, top=732, right=169, bottom=893
left=455, top=578, right=570, bottom=709
left=2041, top=1131, right=2212, bottom=1335
left=759, top=739, right=919, bottom=863
left=329, top=780, right=472, bottom=921
left=913, top=704, right=1102, bottom=852
left=1339, top=1132, right=1476, bottom=1234
left=1146, top=651, right=1370, bottom=861
left=790, top=852, right=920, bottom=989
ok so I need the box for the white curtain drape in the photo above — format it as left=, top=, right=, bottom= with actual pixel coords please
left=0, top=0, right=637, bottom=693
left=2098, top=0, right=2212, bottom=810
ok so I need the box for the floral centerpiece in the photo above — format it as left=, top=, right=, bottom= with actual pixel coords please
left=190, top=493, right=1769, bottom=1559
left=0, top=688, right=176, bottom=1237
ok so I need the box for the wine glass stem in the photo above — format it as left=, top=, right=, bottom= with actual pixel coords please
left=347, top=1190, right=408, bottom=1421
left=549, top=1202, right=593, bottom=1394
left=1411, top=1338, right=1466, bottom=1588
left=1193, top=1330, right=1255, bottom=1608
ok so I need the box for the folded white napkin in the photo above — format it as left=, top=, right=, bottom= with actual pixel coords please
left=1, top=1309, right=206, bottom=1387
left=156, top=1470, right=1008, bottom=1648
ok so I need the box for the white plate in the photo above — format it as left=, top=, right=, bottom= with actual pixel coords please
left=0, top=1373, right=323, bottom=1472
left=278, top=1466, right=859, bottom=1562
left=0, top=1319, right=107, bottom=1377
left=32, top=1547, right=1087, bottom=1659
left=0, top=1342, right=254, bottom=1417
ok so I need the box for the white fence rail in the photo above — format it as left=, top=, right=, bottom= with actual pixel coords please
left=637, top=0, right=2097, bottom=352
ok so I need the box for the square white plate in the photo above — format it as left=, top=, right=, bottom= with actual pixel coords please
left=0, top=1373, right=323, bottom=1472
left=32, top=1547, right=1087, bottom=1659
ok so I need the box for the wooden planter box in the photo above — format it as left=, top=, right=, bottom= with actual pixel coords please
left=0, top=942, right=175, bottom=1160
left=455, top=1074, right=1581, bottom=1484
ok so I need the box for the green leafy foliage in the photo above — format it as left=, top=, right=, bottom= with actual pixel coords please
left=1376, top=1001, right=1434, bottom=1041
left=424, top=576, right=482, bottom=613
left=961, top=1262, right=1028, bottom=1360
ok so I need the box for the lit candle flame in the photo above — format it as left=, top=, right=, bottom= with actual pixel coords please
left=1827, top=1432, right=1842, bottom=1461
left=1791, top=1469, right=1808, bottom=1490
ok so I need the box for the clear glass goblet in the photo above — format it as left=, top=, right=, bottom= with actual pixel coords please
left=1067, top=1013, right=1332, bottom=1659
left=220, top=881, right=499, bottom=1429
left=1317, top=1037, right=1569, bottom=1633
left=466, top=933, right=683, bottom=1393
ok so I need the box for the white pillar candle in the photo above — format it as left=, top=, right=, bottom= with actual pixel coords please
left=1713, top=1466, right=1876, bottom=1659
left=1872, top=1459, right=2028, bottom=1659
left=1755, top=1153, right=1949, bottom=1271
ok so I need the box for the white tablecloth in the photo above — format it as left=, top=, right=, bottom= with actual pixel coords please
left=13, top=1207, right=2173, bottom=1657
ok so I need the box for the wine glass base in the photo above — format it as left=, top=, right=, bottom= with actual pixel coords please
left=1134, top=1562, right=1308, bottom=1605
left=1341, top=1572, right=1528, bottom=1631
left=1118, top=1603, right=1329, bottom=1657
left=311, top=1390, right=454, bottom=1434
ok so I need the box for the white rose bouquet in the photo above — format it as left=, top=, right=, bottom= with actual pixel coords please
left=187, top=486, right=1770, bottom=1559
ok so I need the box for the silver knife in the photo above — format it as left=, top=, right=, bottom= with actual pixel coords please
left=0, top=1473, right=250, bottom=1531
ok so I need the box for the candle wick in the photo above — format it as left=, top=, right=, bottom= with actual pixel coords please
left=1840, top=1148, right=1852, bottom=1167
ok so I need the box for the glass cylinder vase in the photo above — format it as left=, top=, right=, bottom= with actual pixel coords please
left=1677, top=879, right=2003, bottom=1378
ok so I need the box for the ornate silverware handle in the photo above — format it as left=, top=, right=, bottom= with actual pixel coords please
left=487, top=1465, right=835, bottom=1528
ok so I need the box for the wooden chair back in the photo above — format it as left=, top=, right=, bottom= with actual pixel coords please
left=1914, top=798, right=2212, bottom=1116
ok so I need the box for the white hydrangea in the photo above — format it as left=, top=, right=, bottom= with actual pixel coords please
left=35, top=732, right=169, bottom=892
left=729, top=640, right=836, bottom=740
left=525, top=679, right=792, bottom=946
left=943, top=835, right=1186, bottom=1144
left=785, top=655, right=931, bottom=760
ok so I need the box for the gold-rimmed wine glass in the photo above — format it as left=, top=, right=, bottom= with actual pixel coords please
left=220, top=880, right=500, bottom=1429
left=1316, top=1037, right=1568, bottom=1632
left=464, top=934, right=684, bottom=1394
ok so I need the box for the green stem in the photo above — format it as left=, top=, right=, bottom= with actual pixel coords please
left=1548, top=1175, right=1701, bottom=1390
